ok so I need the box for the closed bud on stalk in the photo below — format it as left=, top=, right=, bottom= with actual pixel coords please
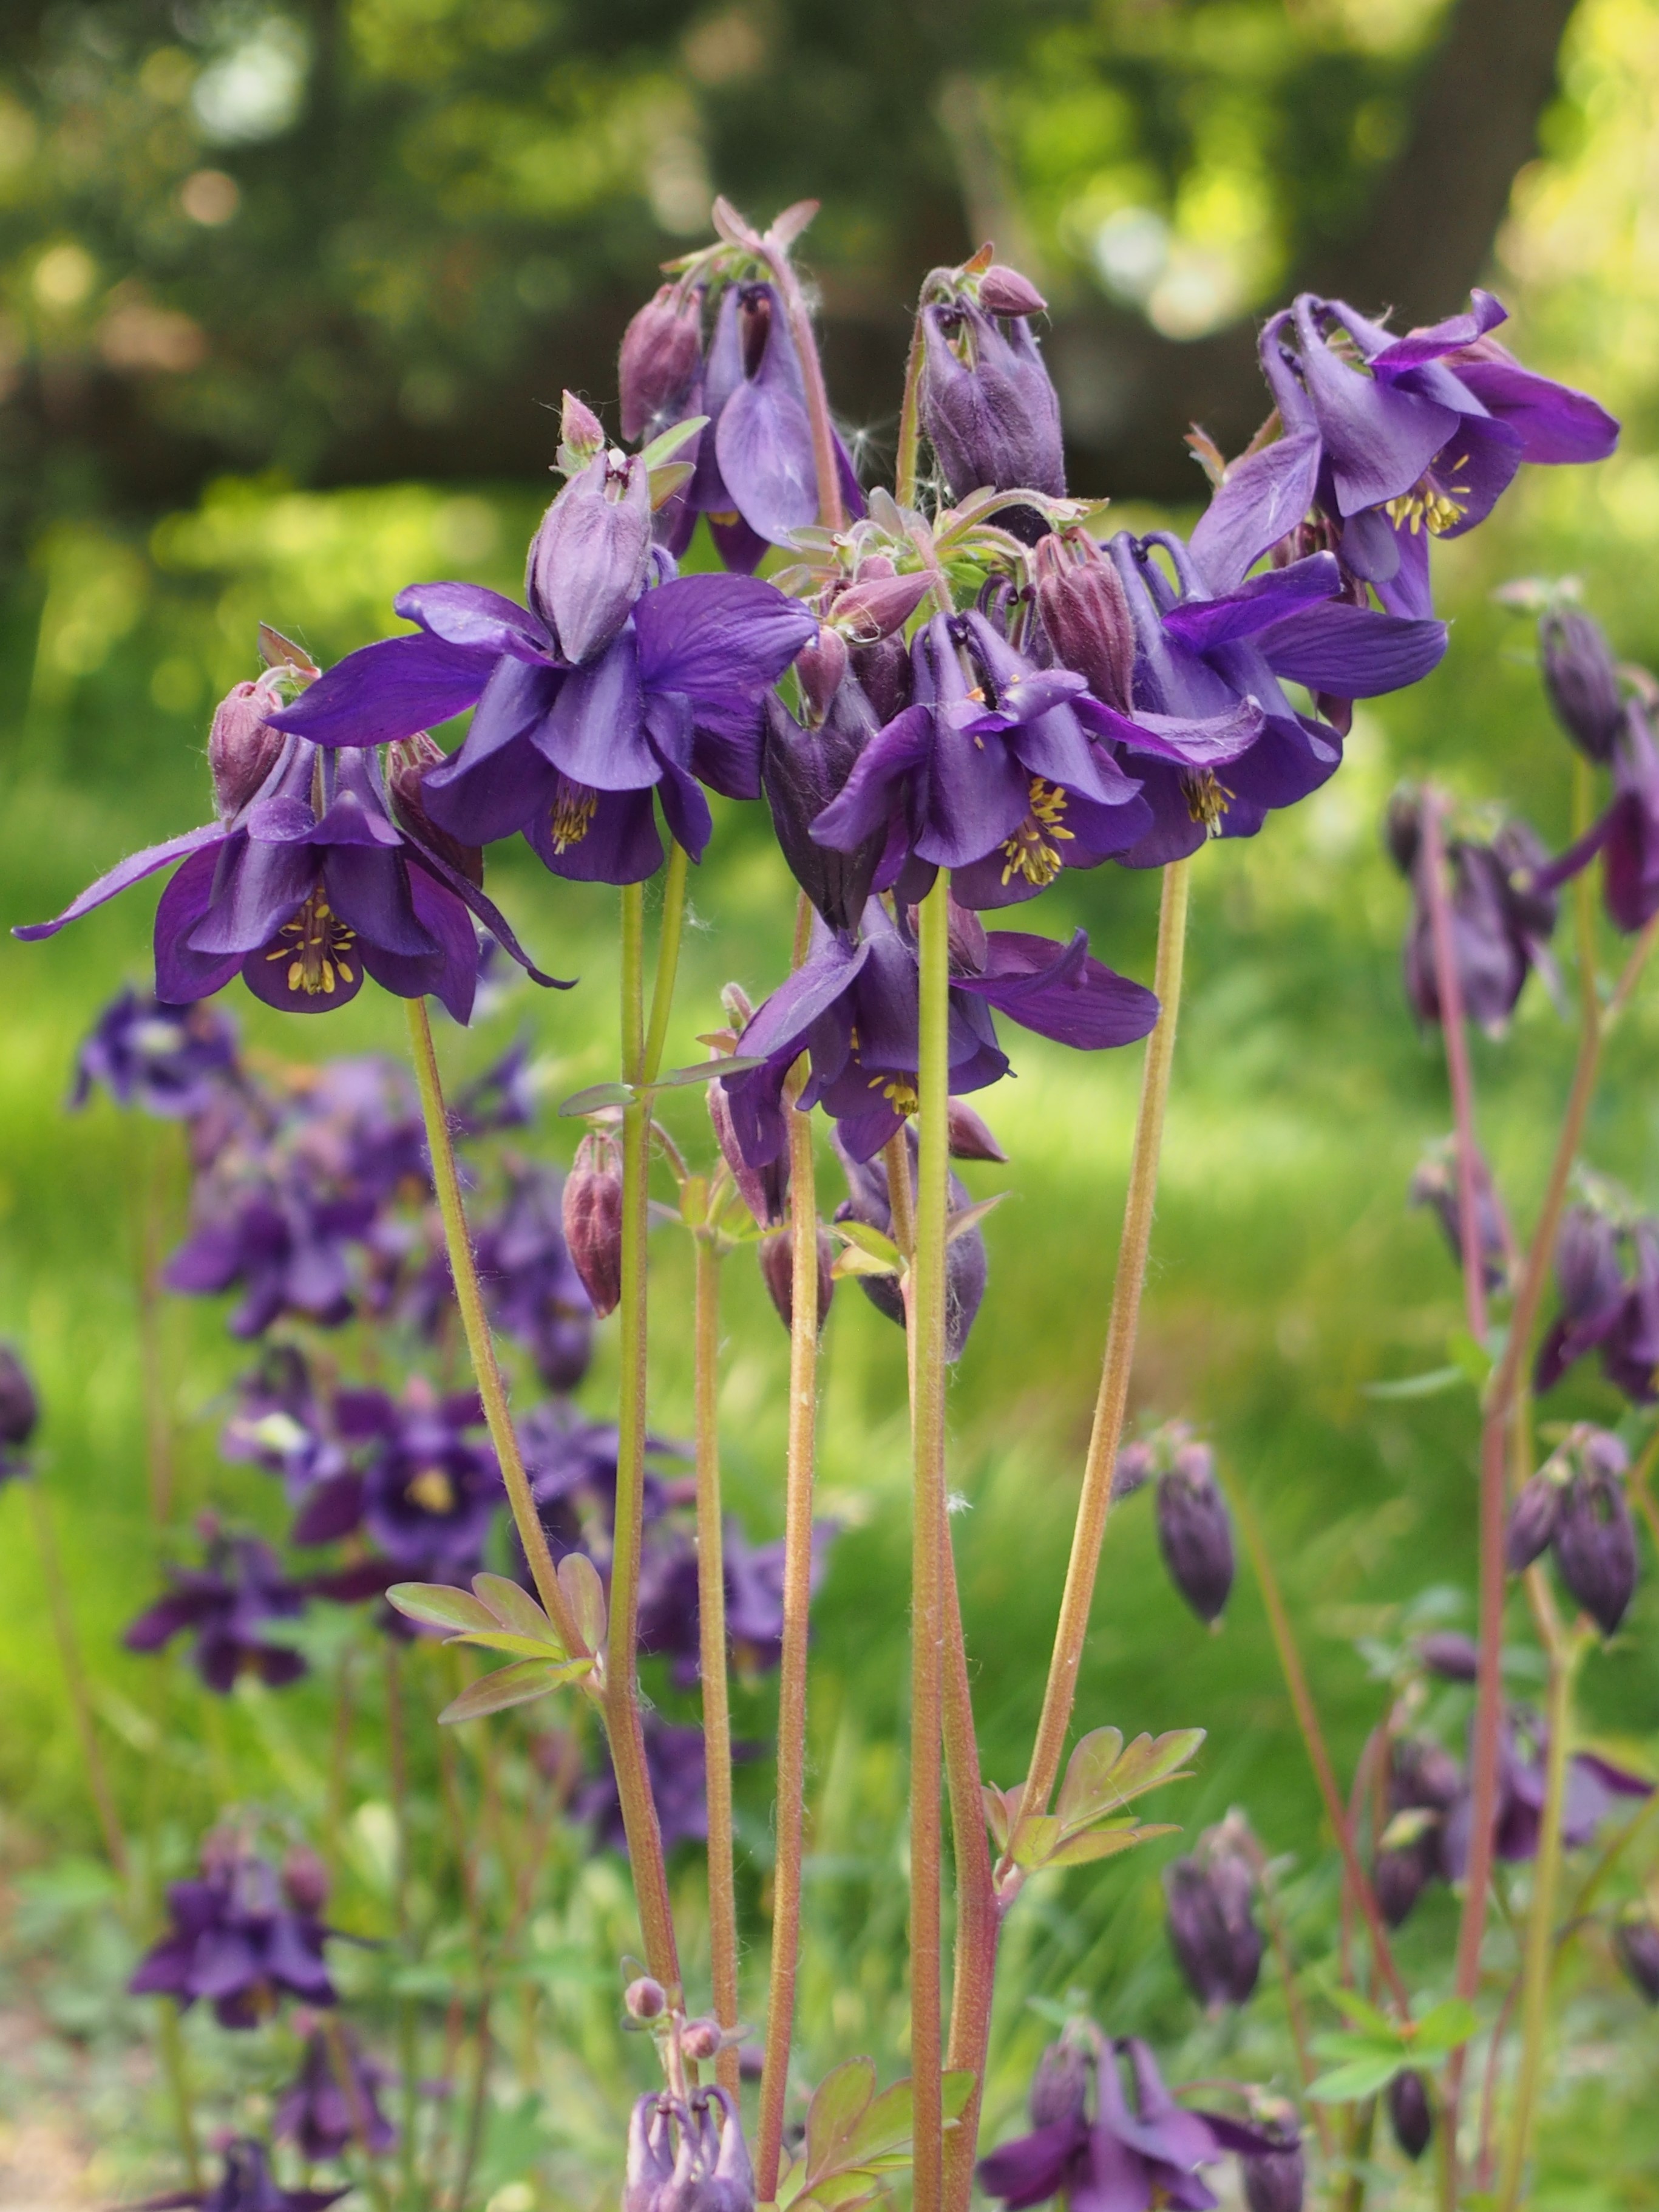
left=0, top=1344, right=39, bottom=1451
left=1507, top=1472, right=1561, bottom=1570
left=527, top=451, right=653, bottom=665
left=1027, top=2038, right=1090, bottom=2128
left=1164, top=1814, right=1263, bottom=2007
left=1542, top=608, right=1623, bottom=763
left=1553, top=1461, right=1638, bottom=1634
left=1385, top=788, right=1423, bottom=877
left=793, top=627, right=849, bottom=724
left=680, top=2016, right=724, bottom=2064
left=209, top=676, right=286, bottom=818
left=390, top=732, right=485, bottom=887
left=1613, top=1910, right=1659, bottom=2003
left=558, top=389, right=606, bottom=471
left=708, top=1079, right=785, bottom=1228
left=850, top=633, right=913, bottom=726
left=1418, top=1630, right=1480, bottom=1682
left=1386, top=2071, right=1432, bottom=2162
left=1034, top=531, right=1136, bottom=712
left=619, top=285, right=704, bottom=443
left=762, top=683, right=885, bottom=931
left=947, top=1097, right=1007, bottom=1163
left=977, top=262, right=1048, bottom=318
left=624, top=1975, right=666, bottom=2021
left=563, top=1135, right=625, bottom=1317
left=920, top=290, right=1065, bottom=534
left=1241, top=2115, right=1305, bottom=2212
left=280, top=1843, right=330, bottom=1914
left=758, top=1223, right=835, bottom=1334
left=830, top=568, right=932, bottom=644
left=1156, top=1443, right=1235, bottom=1623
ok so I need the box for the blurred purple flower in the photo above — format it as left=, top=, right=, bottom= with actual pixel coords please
left=220, top=1346, right=351, bottom=1503
left=577, top=1718, right=759, bottom=1853
left=1442, top=1707, right=1651, bottom=1873
left=832, top=1125, right=988, bottom=1360
left=137, top=2138, right=344, bottom=2212
left=292, top=1381, right=503, bottom=1575
left=473, top=1161, right=594, bottom=1391
left=1399, top=816, right=1558, bottom=1033
left=276, top=2027, right=396, bottom=2161
left=71, top=989, right=239, bottom=1119
left=1535, top=1207, right=1659, bottom=1404
left=165, top=1177, right=373, bottom=1338
left=130, top=1843, right=336, bottom=2025
left=126, top=1533, right=308, bottom=1693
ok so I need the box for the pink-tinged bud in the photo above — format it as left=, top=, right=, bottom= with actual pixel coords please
left=1541, top=608, right=1623, bottom=763
left=563, top=1135, right=624, bottom=1317
left=209, top=677, right=285, bottom=818
left=619, top=285, right=704, bottom=443
left=830, top=570, right=932, bottom=645
left=623, top=1975, right=666, bottom=2021
left=850, top=633, right=912, bottom=725
left=1505, top=1472, right=1560, bottom=1570
left=680, top=2016, right=723, bottom=2063
left=1155, top=1441, right=1234, bottom=1622
left=793, top=626, right=849, bottom=724
left=560, top=389, right=606, bottom=469
left=1386, top=2071, right=1432, bottom=2162
left=280, top=1843, right=330, bottom=1914
left=1028, top=2041, right=1090, bottom=2128
left=709, top=1079, right=785, bottom=1227
left=758, top=1224, right=835, bottom=1333
left=946, top=1097, right=1006, bottom=1163
left=977, top=262, right=1048, bottom=318
left=527, top=451, right=653, bottom=665
left=389, top=732, right=484, bottom=887
left=1034, top=533, right=1135, bottom=711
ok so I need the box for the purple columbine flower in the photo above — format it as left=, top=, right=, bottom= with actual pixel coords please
left=724, top=897, right=1158, bottom=1169
left=1409, top=1139, right=1512, bottom=1295
left=220, top=1346, right=352, bottom=1503
left=165, top=1174, right=374, bottom=1338
left=637, top=1519, right=833, bottom=1687
left=1442, top=1706, right=1652, bottom=1873
left=1393, top=805, right=1558, bottom=1033
left=1189, top=290, right=1618, bottom=618
left=577, top=1717, right=755, bottom=1853
left=126, top=1532, right=309, bottom=1693
left=833, top=1125, right=989, bottom=1360
left=1542, top=607, right=1625, bottom=764
left=625, top=2087, right=755, bottom=2212
left=919, top=276, right=1066, bottom=536
left=1156, top=1438, right=1235, bottom=1624
left=130, top=1839, right=337, bottom=2024
left=685, top=279, right=864, bottom=571
left=1535, top=1205, right=1659, bottom=1403
left=1372, top=1735, right=1464, bottom=1926
left=266, top=539, right=815, bottom=885
left=70, top=988, right=240, bottom=1118
left=17, top=724, right=554, bottom=1021
left=276, top=2026, right=396, bottom=2162
left=135, top=2137, right=345, bottom=2212
left=810, top=610, right=1152, bottom=905
left=292, top=1381, right=503, bottom=1574
left=1539, top=696, right=1659, bottom=934
left=473, top=1161, right=595, bottom=1392
left=1164, top=1814, right=1263, bottom=2010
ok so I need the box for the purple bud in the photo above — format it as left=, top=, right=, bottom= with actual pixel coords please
left=560, top=389, right=606, bottom=468
left=1386, top=2071, right=1432, bottom=2162
left=1418, top=1630, right=1480, bottom=1683
left=1373, top=1846, right=1431, bottom=1928
left=625, top=2095, right=676, bottom=2212
left=527, top=451, right=653, bottom=665
left=1557, top=1205, right=1626, bottom=1320
left=849, top=632, right=914, bottom=726
left=1408, top=1145, right=1510, bottom=1296
left=619, top=286, right=704, bottom=443
left=1155, top=1444, right=1235, bottom=1623
left=625, top=1975, right=666, bottom=2021
left=977, top=262, right=1048, bottom=318
left=390, top=732, right=485, bottom=887
left=758, top=1223, right=835, bottom=1335
left=709, top=1078, right=785, bottom=1228
left=833, top=1129, right=986, bottom=1360
left=762, top=682, right=886, bottom=933
left=830, top=569, right=932, bottom=644
left=794, top=627, right=850, bottom=724
left=1111, top=1439, right=1158, bottom=1501
left=946, top=1097, right=1006, bottom=1163
left=280, top=1843, right=330, bottom=1914
left=1506, top=1472, right=1561, bottom=1571
left=1241, top=2129, right=1305, bottom=2212
left=1028, top=2039, right=1090, bottom=2128
left=1552, top=1468, right=1638, bottom=1635
left=1164, top=1819, right=1263, bottom=2007
left=563, top=1135, right=625, bottom=1318
left=681, top=2016, right=723, bottom=2063
left=1034, top=532, right=1136, bottom=711
left=1542, top=608, right=1623, bottom=763
left=0, top=1344, right=39, bottom=1451
left=920, top=295, right=1065, bottom=530
left=1385, top=789, right=1423, bottom=877
left=209, top=678, right=285, bottom=818
left=1613, top=1912, right=1659, bottom=2004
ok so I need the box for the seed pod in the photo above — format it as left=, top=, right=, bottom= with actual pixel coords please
left=1386, top=2071, right=1433, bottom=2162
left=1155, top=1443, right=1235, bottom=1623
left=793, top=627, right=850, bottom=724
left=1613, top=1911, right=1659, bottom=2003
left=1027, top=2039, right=1090, bottom=2128
left=563, top=1135, right=624, bottom=1317
left=977, top=262, right=1048, bottom=318
left=526, top=452, right=653, bottom=665
left=0, top=1344, right=39, bottom=1451
left=208, top=678, right=285, bottom=818
left=389, top=732, right=485, bottom=887
left=624, top=1975, right=666, bottom=2021
left=1542, top=608, right=1623, bottom=763
left=619, top=285, right=704, bottom=443
left=1552, top=1468, right=1638, bottom=1635
left=1034, top=532, right=1136, bottom=711
left=1506, top=1472, right=1561, bottom=1571
left=758, top=1223, right=835, bottom=1335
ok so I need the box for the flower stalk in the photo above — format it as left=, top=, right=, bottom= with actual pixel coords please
left=1419, top=789, right=1491, bottom=1346
left=693, top=1228, right=741, bottom=2097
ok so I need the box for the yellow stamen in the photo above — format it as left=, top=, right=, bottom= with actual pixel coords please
left=1183, top=771, right=1233, bottom=835
left=870, top=1074, right=920, bottom=1116
left=1385, top=459, right=1471, bottom=537
left=550, top=781, right=600, bottom=853
left=407, top=1466, right=456, bottom=1514
left=267, top=891, right=358, bottom=996
left=999, top=777, right=1075, bottom=888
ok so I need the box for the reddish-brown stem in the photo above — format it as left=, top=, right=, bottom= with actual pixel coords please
left=1419, top=791, right=1490, bottom=1346
left=941, top=1489, right=998, bottom=2212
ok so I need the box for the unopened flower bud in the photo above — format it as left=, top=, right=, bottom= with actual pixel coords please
left=389, top=732, right=484, bottom=887
left=619, top=287, right=704, bottom=444
left=1034, top=533, right=1136, bottom=711
left=709, top=1079, right=785, bottom=1228
left=280, top=1843, right=330, bottom=1914
left=1111, top=1438, right=1158, bottom=1500
left=758, top=1223, right=835, bottom=1335
left=558, top=389, right=606, bottom=469
left=830, top=569, right=932, bottom=645
left=977, top=262, right=1048, bottom=318
left=1384, top=789, right=1422, bottom=877
left=1027, top=2039, right=1090, bottom=2128
left=1417, top=1630, right=1480, bottom=1683
left=0, top=1344, right=39, bottom=1452
left=1553, top=1466, right=1637, bottom=1634
left=850, top=632, right=914, bottom=726
left=624, top=1975, right=667, bottom=2021
left=527, top=452, right=653, bottom=665
left=1613, top=1910, right=1659, bottom=2003
left=1164, top=1816, right=1262, bottom=2008
left=1386, top=2070, right=1432, bottom=2162
left=1241, top=2121, right=1305, bottom=2212
left=794, top=627, right=849, bottom=725
left=1409, top=1142, right=1510, bottom=1295
left=920, top=294, right=1065, bottom=534
left=1542, top=608, right=1623, bottom=763
left=625, top=2094, right=676, bottom=2212
left=563, top=1135, right=625, bottom=1317
left=946, top=1097, right=1006, bottom=1163
left=833, top=1128, right=986, bottom=1360
left=680, top=2016, right=723, bottom=2063
left=762, top=682, right=885, bottom=932
left=1506, top=1472, right=1561, bottom=1571
left=1155, top=1443, right=1235, bottom=1623
left=209, top=678, right=285, bottom=818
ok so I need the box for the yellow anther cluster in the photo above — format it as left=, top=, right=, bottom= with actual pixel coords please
left=550, top=782, right=600, bottom=852
left=1385, top=461, right=1470, bottom=537
left=872, top=1074, right=920, bottom=1117
left=268, top=891, right=356, bottom=997
left=407, top=1466, right=457, bottom=1514
left=999, top=777, right=1075, bottom=887
left=1182, top=771, right=1233, bottom=835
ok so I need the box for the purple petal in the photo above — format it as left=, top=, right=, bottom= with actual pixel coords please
left=1257, top=601, right=1448, bottom=696
left=422, top=656, right=563, bottom=845
left=188, top=839, right=315, bottom=958
left=125, top=1591, right=215, bottom=1650
left=269, top=634, right=497, bottom=749
left=1432, top=415, right=1525, bottom=537
left=739, top=935, right=872, bottom=1064
left=715, top=357, right=818, bottom=545
left=242, top=938, right=366, bottom=1015
left=154, top=846, right=245, bottom=1002
left=1451, top=350, right=1620, bottom=464
left=1367, top=288, right=1508, bottom=374
left=539, top=629, right=659, bottom=791
left=1159, top=553, right=1340, bottom=651
left=978, top=2121, right=1088, bottom=2210
left=291, top=1472, right=365, bottom=1546
left=915, top=712, right=1031, bottom=869
left=13, top=824, right=226, bottom=942
left=523, top=785, right=663, bottom=886
left=810, top=704, right=932, bottom=851
left=634, top=573, right=816, bottom=738
left=405, top=846, right=572, bottom=988
left=1295, top=298, right=1460, bottom=514
left=394, top=580, right=553, bottom=661
left=956, top=930, right=1160, bottom=1050
left=1077, top=695, right=1264, bottom=768
left=1188, top=432, right=1323, bottom=594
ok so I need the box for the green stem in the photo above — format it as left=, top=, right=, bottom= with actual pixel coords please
left=154, top=2002, right=202, bottom=2193
left=1498, top=1632, right=1584, bottom=2210
left=941, top=1531, right=997, bottom=2212
left=385, top=1642, right=419, bottom=2208
left=643, top=843, right=690, bottom=1089
left=895, top=310, right=928, bottom=510
left=27, top=1477, right=130, bottom=1882
left=693, top=1233, right=742, bottom=2100
left=1008, top=855, right=1192, bottom=1866
left=755, top=1090, right=823, bottom=2198
left=907, top=873, right=952, bottom=2212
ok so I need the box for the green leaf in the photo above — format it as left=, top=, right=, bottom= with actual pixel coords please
left=558, top=1551, right=606, bottom=1652
left=1042, top=1821, right=1178, bottom=1870
left=832, top=1245, right=900, bottom=1281
left=643, top=1054, right=765, bottom=1094
left=1056, top=1727, right=1123, bottom=1828
left=804, top=2058, right=877, bottom=2179
left=1360, top=1367, right=1466, bottom=1401
left=438, top=1656, right=592, bottom=1723
left=473, top=1573, right=563, bottom=1649
left=1010, top=1814, right=1061, bottom=1870
left=387, top=1584, right=500, bottom=1635
left=647, top=462, right=695, bottom=510
left=445, top=1630, right=569, bottom=1660
left=1411, top=1999, right=1478, bottom=2055
left=833, top=1221, right=902, bottom=1267
left=1308, top=2055, right=1406, bottom=2103
left=1328, top=1989, right=1397, bottom=2038
left=637, top=414, right=709, bottom=470
left=945, top=1193, right=1005, bottom=1244
left=558, top=1081, right=633, bottom=1117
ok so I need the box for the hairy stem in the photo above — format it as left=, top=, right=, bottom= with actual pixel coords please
left=1220, top=1465, right=1411, bottom=2015
left=1420, top=789, right=1490, bottom=1345
left=693, top=1234, right=742, bottom=2099
left=755, top=1088, right=823, bottom=2196
left=1012, top=855, right=1192, bottom=1857
left=643, top=842, right=690, bottom=1089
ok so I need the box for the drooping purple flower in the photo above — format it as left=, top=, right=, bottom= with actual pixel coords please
left=1238, top=2116, right=1304, bottom=2212
left=1535, top=1207, right=1659, bottom=1403
left=1386, top=2073, right=1432, bottom=2162
left=1164, top=1814, right=1263, bottom=2009
left=919, top=280, right=1065, bottom=536
left=1372, top=1735, right=1464, bottom=1926
left=723, top=897, right=1158, bottom=1170
left=518, top=1401, right=682, bottom=1564
left=71, top=989, right=240, bottom=1119
left=762, top=653, right=891, bottom=931
left=473, top=1161, right=594, bottom=1390
left=126, top=1533, right=309, bottom=1693
left=1442, top=1706, right=1652, bottom=1873
left=1156, top=1440, right=1235, bottom=1624
left=450, top=1038, right=539, bottom=1136
left=625, top=2088, right=755, bottom=2212
left=1397, top=811, right=1558, bottom=1033
left=275, top=2027, right=396, bottom=2161
left=220, top=1346, right=351, bottom=1503
left=165, top=1176, right=373, bottom=1338
left=130, top=1839, right=336, bottom=2024
left=1589, top=699, right=1659, bottom=933
left=134, top=2137, right=345, bottom=2212
left=810, top=610, right=1152, bottom=905
left=1542, top=608, right=1625, bottom=764
left=0, top=1343, right=39, bottom=1482
left=620, top=285, right=705, bottom=445
left=832, top=1125, right=988, bottom=1360
left=1190, top=290, right=1618, bottom=619
left=1522, top=1428, right=1641, bottom=1635
left=16, top=734, right=552, bottom=1022
left=293, top=1381, right=503, bottom=1575
left=1409, top=1140, right=1511, bottom=1294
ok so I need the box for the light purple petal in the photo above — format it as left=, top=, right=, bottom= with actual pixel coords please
left=1076, top=694, right=1264, bottom=767
left=1160, top=553, right=1340, bottom=651
left=738, top=935, right=872, bottom=1063
left=1294, top=298, right=1459, bottom=514
left=269, top=634, right=497, bottom=749
left=715, top=361, right=818, bottom=545
left=634, top=573, right=816, bottom=738
left=1367, top=288, right=1508, bottom=375
left=393, top=581, right=552, bottom=661
left=955, top=930, right=1160, bottom=1050
left=810, top=704, right=932, bottom=851
left=1188, top=432, right=1322, bottom=593
left=422, top=656, right=563, bottom=845
left=1451, top=350, right=1620, bottom=464
left=154, top=845, right=245, bottom=1001
left=1257, top=601, right=1448, bottom=696
left=13, top=823, right=226, bottom=942
left=539, top=629, right=659, bottom=791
